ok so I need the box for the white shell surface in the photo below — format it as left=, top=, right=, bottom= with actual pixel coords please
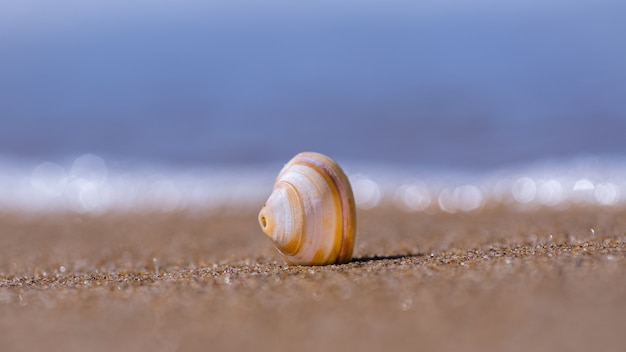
left=258, top=152, right=356, bottom=265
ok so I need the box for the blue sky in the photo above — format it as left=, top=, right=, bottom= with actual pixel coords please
left=1, top=1, right=625, bottom=167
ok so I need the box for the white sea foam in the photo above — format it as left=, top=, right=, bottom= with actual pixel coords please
left=1, top=154, right=626, bottom=213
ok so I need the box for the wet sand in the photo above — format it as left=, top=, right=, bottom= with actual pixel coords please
left=1, top=206, right=625, bottom=351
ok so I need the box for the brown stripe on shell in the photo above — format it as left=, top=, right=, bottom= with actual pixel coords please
left=294, top=156, right=342, bottom=264
left=296, top=152, right=356, bottom=264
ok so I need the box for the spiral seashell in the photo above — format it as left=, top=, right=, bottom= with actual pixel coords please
left=258, top=152, right=356, bottom=265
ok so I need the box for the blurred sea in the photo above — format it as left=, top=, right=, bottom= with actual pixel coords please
left=1, top=1, right=625, bottom=212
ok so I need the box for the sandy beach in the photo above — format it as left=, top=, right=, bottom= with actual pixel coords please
left=1, top=205, right=625, bottom=351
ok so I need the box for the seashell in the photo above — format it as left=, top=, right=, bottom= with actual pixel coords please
left=258, top=152, right=356, bottom=265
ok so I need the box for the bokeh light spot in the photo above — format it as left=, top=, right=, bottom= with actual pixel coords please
left=595, top=183, right=619, bottom=205
left=453, top=185, right=483, bottom=212
left=351, top=174, right=381, bottom=210
left=394, top=182, right=431, bottom=212
left=512, top=177, right=536, bottom=204
left=31, top=162, right=68, bottom=197
left=537, top=179, right=563, bottom=206
left=70, top=154, right=108, bottom=184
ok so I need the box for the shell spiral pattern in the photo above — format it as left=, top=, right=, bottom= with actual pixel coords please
left=258, top=152, right=356, bottom=265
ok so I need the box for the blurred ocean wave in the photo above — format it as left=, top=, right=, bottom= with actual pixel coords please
left=1, top=153, right=626, bottom=213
